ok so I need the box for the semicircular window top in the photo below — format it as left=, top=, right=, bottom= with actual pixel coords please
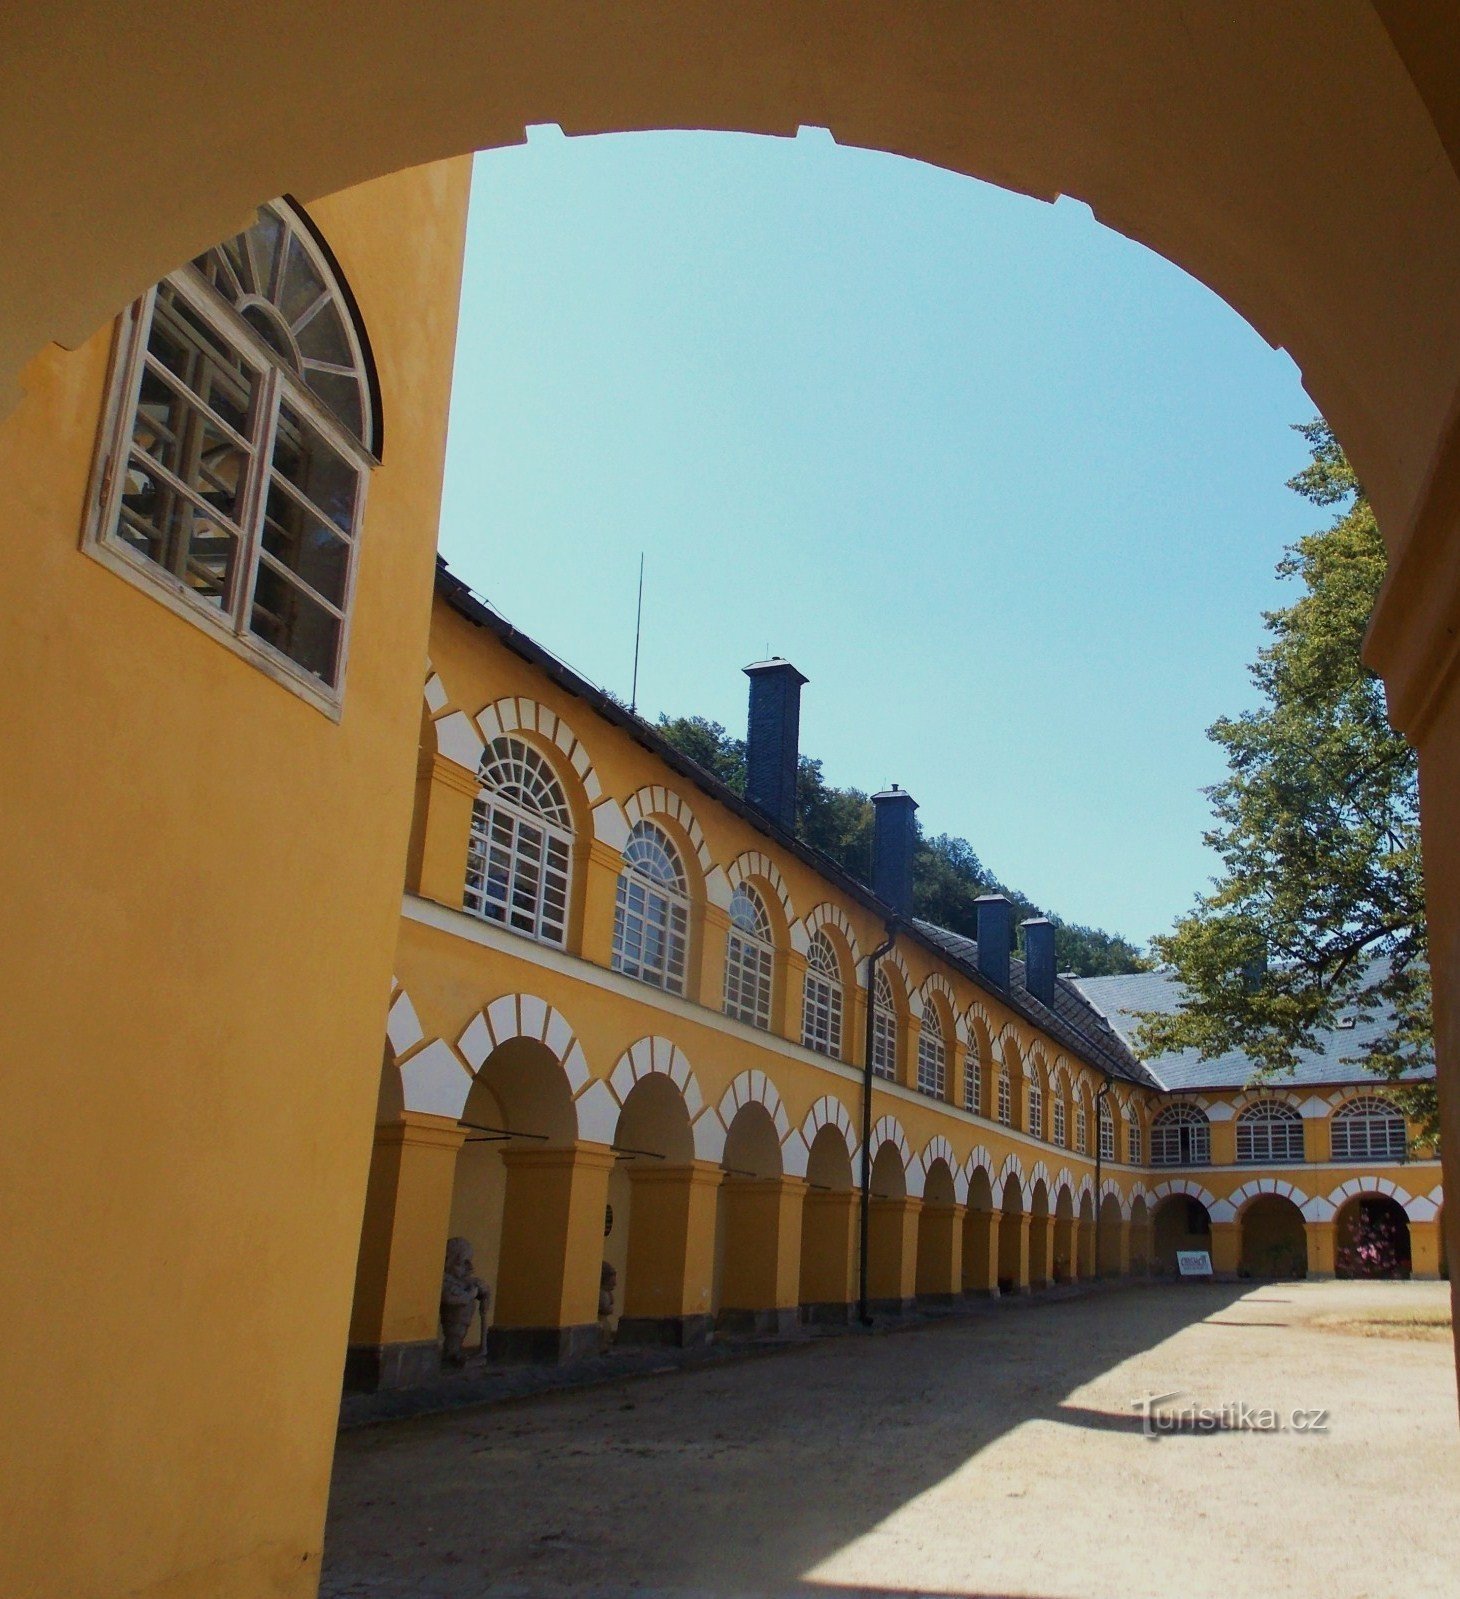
left=1330, top=1096, right=1407, bottom=1163
left=1053, top=1095, right=1067, bottom=1148
left=464, top=737, right=573, bottom=946
left=1150, top=1102, right=1211, bottom=1166
left=1099, top=1101, right=1116, bottom=1161
left=871, top=967, right=898, bottom=1081
left=611, top=821, right=690, bottom=994
left=916, top=1004, right=946, bottom=1099
left=1235, top=1100, right=1305, bottom=1164
left=724, top=883, right=775, bottom=1030
left=89, top=198, right=376, bottom=709
left=801, top=930, right=844, bottom=1059
left=1027, top=1072, right=1044, bottom=1140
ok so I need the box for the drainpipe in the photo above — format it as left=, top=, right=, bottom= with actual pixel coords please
left=859, top=924, right=897, bottom=1326
left=1093, top=1072, right=1113, bottom=1278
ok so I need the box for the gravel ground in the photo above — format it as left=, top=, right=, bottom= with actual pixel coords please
left=322, top=1280, right=1458, bottom=1599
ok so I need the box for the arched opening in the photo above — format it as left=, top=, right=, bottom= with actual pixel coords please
left=997, top=1175, right=1026, bottom=1294
left=1153, top=1194, right=1212, bottom=1276
left=961, top=1167, right=996, bottom=1296
left=800, top=1123, right=856, bottom=1322
left=1077, top=1191, right=1097, bottom=1279
left=1027, top=1179, right=1052, bottom=1289
left=915, top=1157, right=960, bottom=1303
left=1129, top=1195, right=1150, bottom=1275
left=1097, top=1193, right=1123, bottom=1278
left=866, top=1139, right=912, bottom=1311
left=1239, top=1194, right=1307, bottom=1280
left=1336, top=1194, right=1412, bottom=1280
left=714, top=1101, right=787, bottom=1332
left=1053, top=1187, right=1077, bottom=1284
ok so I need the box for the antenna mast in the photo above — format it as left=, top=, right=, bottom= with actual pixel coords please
left=630, top=552, right=645, bottom=713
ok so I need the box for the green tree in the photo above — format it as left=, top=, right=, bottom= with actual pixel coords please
left=1135, top=421, right=1435, bottom=1140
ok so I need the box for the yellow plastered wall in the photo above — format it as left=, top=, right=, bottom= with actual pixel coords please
left=0, top=157, right=472, bottom=1599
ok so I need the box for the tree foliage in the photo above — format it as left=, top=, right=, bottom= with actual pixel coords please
left=655, top=715, right=1149, bottom=977
left=1135, top=421, right=1435, bottom=1140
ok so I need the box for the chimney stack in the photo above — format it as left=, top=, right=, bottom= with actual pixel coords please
left=1022, top=917, right=1056, bottom=1005
left=975, top=895, right=1012, bottom=989
left=743, top=658, right=808, bottom=831
left=871, top=786, right=918, bottom=916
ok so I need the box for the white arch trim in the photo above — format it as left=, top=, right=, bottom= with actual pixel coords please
left=1306, top=1176, right=1435, bottom=1223
left=800, top=902, right=862, bottom=967
left=714, top=1069, right=801, bottom=1174
left=722, top=850, right=796, bottom=933
left=918, top=973, right=959, bottom=1033
left=917, top=1134, right=963, bottom=1202
left=601, top=1035, right=720, bottom=1160
left=1026, top=1159, right=1051, bottom=1195
left=623, top=786, right=714, bottom=876
left=1149, top=1177, right=1225, bottom=1219
left=799, top=1094, right=861, bottom=1175
left=996, top=1151, right=1026, bottom=1192
left=385, top=980, right=475, bottom=1122
left=475, top=695, right=603, bottom=803
left=451, top=991, right=595, bottom=1133
left=869, top=1114, right=914, bottom=1190
left=962, top=1144, right=996, bottom=1199
left=1224, top=1175, right=1313, bottom=1219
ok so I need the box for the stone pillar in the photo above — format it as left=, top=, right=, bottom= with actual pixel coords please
left=1304, top=1219, right=1336, bottom=1280
left=490, top=1142, right=616, bottom=1362
left=962, top=1209, right=1000, bottom=1296
left=413, top=756, right=477, bottom=909
left=1031, top=1214, right=1054, bottom=1288
left=1410, top=1219, right=1443, bottom=1280
left=998, top=1209, right=1031, bottom=1293
left=346, top=1112, right=467, bottom=1390
left=800, top=1189, right=858, bottom=1322
left=1209, top=1220, right=1241, bottom=1278
left=915, top=1201, right=964, bottom=1303
left=1054, top=1217, right=1076, bottom=1283
left=867, top=1195, right=921, bottom=1312
left=718, top=1174, right=806, bottom=1336
left=619, top=1160, right=723, bottom=1345
left=1077, top=1218, right=1095, bottom=1279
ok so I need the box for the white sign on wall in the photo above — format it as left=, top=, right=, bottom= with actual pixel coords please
left=1177, top=1250, right=1213, bottom=1278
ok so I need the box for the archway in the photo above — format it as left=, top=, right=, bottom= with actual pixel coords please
left=1027, top=1180, right=1052, bottom=1290
left=1097, top=1192, right=1123, bottom=1278
left=714, top=1100, right=789, bottom=1333
left=1336, top=1194, right=1413, bottom=1280
left=1053, top=1187, right=1077, bottom=1284
left=866, top=1138, right=913, bottom=1312
left=1153, top=1194, right=1212, bottom=1276
left=915, top=1157, right=960, bottom=1303
left=961, top=1165, right=997, bottom=1296
left=997, top=1175, right=1026, bottom=1294
left=1129, top=1195, right=1151, bottom=1276
left=1239, top=1194, right=1307, bottom=1280
left=800, top=1121, right=856, bottom=1322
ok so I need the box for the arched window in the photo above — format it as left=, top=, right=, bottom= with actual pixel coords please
left=964, top=1050, right=981, bottom=1115
left=611, top=821, right=689, bottom=994
left=997, top=1066, right=1012, bottom=1127
left=724, top=884, right=774, bottom=1030
left=916, top=1006, right=946, bottom=1098
left=1150, top=1103, right=1211, bottom=1166
left=90, top=199, right=376, bottom=704
left=1076, top=1105, right=1089, bottom=1154
left=1236, top=1100, right=1305, bottom=1163
left=1098, top=1101, right=1115, bottom=1161
left=463, top=737, right=572, bottom=945
left=1331, top=1096, right=1407, bottom=1162
left=801, top=931, right=843, bottom=1058
left=871, top=968, right=897, bottom=1080
left=1053, top=1096, right=1067, bottom=1148
left=1127, top=1114, right=1142, bottom=1166
left=1027, top=1074, right=1044, bottom=1140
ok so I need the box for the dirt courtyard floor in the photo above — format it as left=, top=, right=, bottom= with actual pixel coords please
left=323, top=1281, right=1459, bottom=1599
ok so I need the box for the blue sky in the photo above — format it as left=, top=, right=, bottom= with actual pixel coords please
left=437, top=128, right=1318, bottom=950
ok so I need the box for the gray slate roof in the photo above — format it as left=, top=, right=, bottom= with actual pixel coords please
left=1069, top=968, right=1433, bottom=1092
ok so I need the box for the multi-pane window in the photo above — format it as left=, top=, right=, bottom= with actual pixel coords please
left=1099, top=1102, right=1115, bottom=1161
left=1027, top=1076, right=1044, bottom=1140
left=1150, top=1103, right=1211, bottom=1166
left=1236, top=1101, right=1305, bottom=1163
left=1331, top=1097, right=1407, bottom=1162
left=611, top=821, right=690, bottom=994
left=463, top=737, right=572, bottom=945
left=1128, top=1116, right=1142, bottom=1165
left=801, top=931, right=843, bottom=1058
left=871, top=968, right=898, bottom=1081
left=1053, top=1097, right=1067, bottom=1148
left=997, top=1067, right=1011, bottom=1127
left=916, top=1006, right=946, bottom=1098
left=724, top=884, right=775, bottom=1030
left=963, top=1051, right=981, bottom=1114
left=1076, top=1106, right=1089, bottom=1154
left=92, top=200, right=374, bottom=704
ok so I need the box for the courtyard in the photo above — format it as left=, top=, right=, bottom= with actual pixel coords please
left=323, top=1280, right=1457, bottom=1598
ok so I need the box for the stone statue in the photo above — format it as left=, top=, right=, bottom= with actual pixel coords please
left=598, top=1260, right=618, bottom=1350
left=440, top=1235, right=490, bottom=1367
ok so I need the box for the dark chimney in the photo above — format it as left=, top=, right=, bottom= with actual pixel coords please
left=743, top=658, right=808, bottom=831
left=1022, top=917, right=1056, bottom=1005
left=975, top=895, right=1012, bottom=989
left=871, top=786, right=918, bottom=916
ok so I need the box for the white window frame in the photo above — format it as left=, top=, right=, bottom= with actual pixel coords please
left=997, top=1067, right=1011, bottom=1127
left=1128, top=1116, right=1142, bottom=1165
left=871, top=968, right=898, bottom=1081
left=1053, top=1097, right=1067, bottom=1149
left=1235, top=1101, right=1305, bottom=1164
left=916, top=1009, right=946, bottom=1098
left=963, top=1052, right=981, bottom=1115
left=801, top=932, right=843, bottom=1058
left=611, top=822, right=690, bottom=995
left=1076, top=1105, right=1089, bottom=1154
left=463, top=737, right=573, bottom=947
left=1330, top=1097, right=1407, bottom=1163
left=85, top=204, right=374, bottom=718
left=1098, top=1102, right=1115, bottom=1161
left=724, top=884, right=775, bottom=1031
left=1150, top=1104, right=1211, bottom=1166
left=1028, top=1077, right=1044, bottom=1141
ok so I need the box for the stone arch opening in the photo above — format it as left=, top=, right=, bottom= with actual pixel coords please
left=1053, top=1187, right=1077, bottom=1284
left=800, top=1123, right=856, bottom=1321
left=997, top=1175, right=1026, bottom=1293
left=714, top=1101, right=788, bottom=1332
left=1129, top=1194, right=1150, bottom=1275
left=961, top=1165, right=996, bottom=1295
left=1028, top=1179, right=1052, bottom=1289
left=915, top=1157, right=960, bottom=1303
left=866, top=1139, right=912, bottom=1311
left=1336, top=1193, right=1413, bottom=1280
left=1077, top=1190, right=1097, bottom=1278
left=1239, top=1193, right=1307, bottom=1280
left=1153, top=1193, right=1212, bottom=1276
left=1097, top=1192, right=1123, bottom=1278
